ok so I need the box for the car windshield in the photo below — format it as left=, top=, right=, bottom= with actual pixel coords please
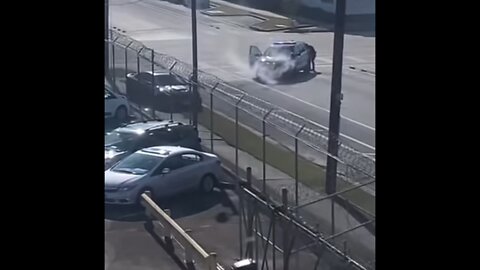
left=111, top=152, right=164, bottom=175
left=264, top=46, right=293, bottom=58
left=104, top=131, right=139, bottom=151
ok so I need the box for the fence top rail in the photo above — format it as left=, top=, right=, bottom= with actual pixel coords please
left=141, top=194, right=210, bottom=259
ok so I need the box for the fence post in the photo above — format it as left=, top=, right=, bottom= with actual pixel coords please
left=282, top=188, right=290, bottom=270
left=331, top=198, right=335, bottom=238
left=294, top=124, right=306, bottom=207
left=151, top=49, right=155, bottom=119
left=245, top=167, right=253, bottom=259
left=235, top=94, right=245, bottom=176
left=208, top=252, right=217, bottom=270
left=208, top=82, right=219, bottom=152
left=111, top=41, right=116, bottom=85
left=137, top=48, right=143, bottom=74
left=125, top=42, right=132, bottom=79
left=262, top=109, right=274, bottom=195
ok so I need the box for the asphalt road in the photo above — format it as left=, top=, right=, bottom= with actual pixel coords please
left=109, top=0, right=375, bottom=155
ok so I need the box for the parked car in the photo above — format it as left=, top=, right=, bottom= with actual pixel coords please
left=105, top=146, right=222, bottom=205
left=105, top=120, right=201, bottom=169
left=105, top=86, right=129, bottom=122
left=126, top=70, right=201, bottom=113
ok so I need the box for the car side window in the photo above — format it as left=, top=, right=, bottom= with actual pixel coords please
left=136, top=135, right=155, bottom=149
left=161, top=156, right=185, bottom=171
left=138, top=73, right=152, bottom=83
left=181, top=153, right=202, bottom=166
left=153, top=129, right=180, bottom=144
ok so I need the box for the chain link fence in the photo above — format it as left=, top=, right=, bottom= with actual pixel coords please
left=107, top=30, right=375, bottom=267
left=109, top=29, right=375, bottom=184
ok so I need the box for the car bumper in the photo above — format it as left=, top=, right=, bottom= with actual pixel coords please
left=105, top=190, right=136, bottom=205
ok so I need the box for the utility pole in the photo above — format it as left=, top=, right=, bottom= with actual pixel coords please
left=105, top=0, right=109, bottom=77
left=325, top=0, right=347, bottom=195
left=191, top=0, right=199, bottom=127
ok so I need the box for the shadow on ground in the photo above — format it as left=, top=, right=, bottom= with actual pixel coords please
left=105, top=187, right=237, bottom=222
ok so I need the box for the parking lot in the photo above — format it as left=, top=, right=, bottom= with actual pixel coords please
left=105, top=116, right=243, bottom=270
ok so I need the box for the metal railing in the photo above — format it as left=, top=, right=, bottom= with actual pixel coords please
left=233, top=168, right=370, bottom=270
left=141, top=192, right=223, bottom=270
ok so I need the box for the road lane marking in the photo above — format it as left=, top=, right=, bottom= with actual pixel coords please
left=203, top=63, right=376, bottom=132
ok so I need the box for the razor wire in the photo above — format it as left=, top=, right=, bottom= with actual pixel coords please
left=108, top=30, right=375, bottom=183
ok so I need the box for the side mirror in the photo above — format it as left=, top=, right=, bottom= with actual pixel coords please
left=161, top=168, right=171, bottom=174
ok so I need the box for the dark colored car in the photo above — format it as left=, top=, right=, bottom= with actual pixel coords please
left=126, top=70, right=201, bottom=113
left=104, top=120, right=202, bottom=169
left=249, top=41, right=311, bottom=81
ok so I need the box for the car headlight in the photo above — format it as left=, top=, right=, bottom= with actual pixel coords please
left=119, top=185, right=137, bottom=191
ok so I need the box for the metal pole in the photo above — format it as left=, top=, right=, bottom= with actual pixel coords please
left=262, top=109, right=274, bottom=195
left=137, top=48, right=142, bottom=75
left=125, top=43, right=131, bottom=79
left=151, top=49, right=155, bottom=119
left=246, top=167, right=254, bottom=259
left=295, top=138, right=298, bottom=206
left=272, top=214, right=276, bottom=270
left=235, top=105, right=239, bottom=175
left=210, top=89, right=214, bottom=152
left=191, top=0, right=199, bottom=127
left=235, top=95, right=245, bottom=176
left=294, top=124, right=305, bottom=207
left=238, top=182, right=243, bottom=259
left=325, top=0, right=347, bottom=195
left=282, top=188, right=290, bottom=270
left=331, top=199, right=335, bottom=237
left=105, top=0, right=109, bottom=77
left=111, top=42, right=116, bottom=85
left=262, top=119, right=266, bottom=194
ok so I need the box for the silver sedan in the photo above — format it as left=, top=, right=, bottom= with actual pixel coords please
left=105, top=146, right=222, bottom=205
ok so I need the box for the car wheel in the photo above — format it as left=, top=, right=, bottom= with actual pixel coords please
left=199, top=174, right=216, bottom=193
left=115, top=106, right=128, bottom=123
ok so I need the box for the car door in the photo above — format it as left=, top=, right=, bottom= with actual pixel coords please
left=173, top=127, right=201, bottom=150
left=176, top=153, right=204, bottom=191
left=249, top=46, right=263, bottom=67
left=298, top=43, right=310, bottom=68
left=149, top=155, right=186, bottom=197
left=294, top=43, right=308, bottom=69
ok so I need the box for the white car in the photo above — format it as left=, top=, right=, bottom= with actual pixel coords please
left=105, top=85, right=129, bottom=122
left=105, top=146, right=222, bottom=205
